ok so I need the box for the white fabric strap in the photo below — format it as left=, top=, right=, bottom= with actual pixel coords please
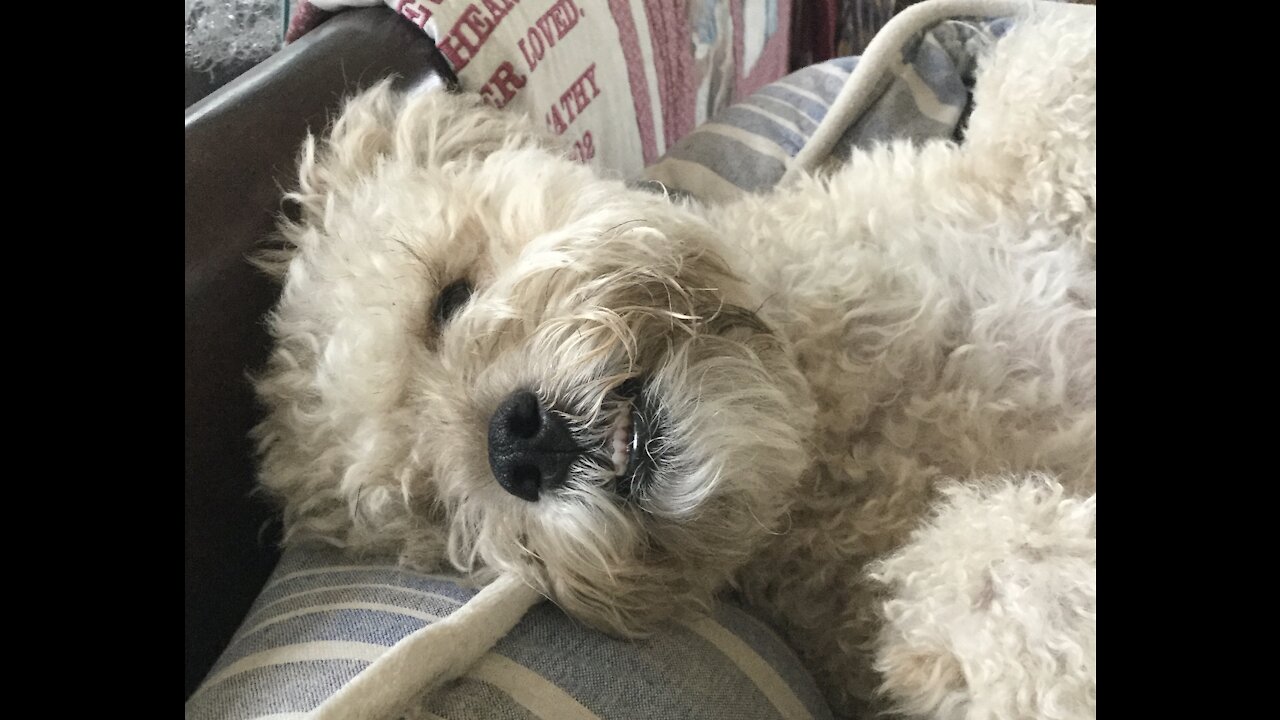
left=307, top=572, right=543, bottom=720
left=785, top=0, right=1040, bottom=180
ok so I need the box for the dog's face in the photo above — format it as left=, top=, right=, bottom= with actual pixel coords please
left=254, top=86, right=815, bottom=633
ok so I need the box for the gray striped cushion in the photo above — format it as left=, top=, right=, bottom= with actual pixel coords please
left=187, top=544, right=833, bottom=720
left=643, top=16, right=1012, bottom=203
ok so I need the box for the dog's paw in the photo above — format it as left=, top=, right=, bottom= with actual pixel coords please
left=869, top=476, right=1095, bottom=720
left=964, top=5, right=1096, bottom=261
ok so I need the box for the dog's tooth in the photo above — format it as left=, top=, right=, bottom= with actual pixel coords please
left=608, top=401, right=632, bottom=476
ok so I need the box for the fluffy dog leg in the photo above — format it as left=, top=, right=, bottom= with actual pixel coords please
left=963, top=2, right=1097, bottom=257
left=869, top=476, right=1095, bottom=720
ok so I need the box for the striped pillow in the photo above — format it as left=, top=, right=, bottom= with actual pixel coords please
left=186, top=544, right=833, bottom=720
left=644, top=16, right=1013, bottom=203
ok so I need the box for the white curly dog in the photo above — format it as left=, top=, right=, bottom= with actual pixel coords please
left=252, top=6, right=1095, bottom=719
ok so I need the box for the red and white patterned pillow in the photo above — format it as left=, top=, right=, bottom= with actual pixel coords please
left=292, top=0, right=793, bottom=177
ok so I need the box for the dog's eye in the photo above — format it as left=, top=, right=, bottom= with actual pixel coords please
left=280, top=196, right=304, bottom=224
left=433, top=279, right=473, bottom=327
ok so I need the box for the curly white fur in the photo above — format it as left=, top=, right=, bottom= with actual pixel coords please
left=870, top=478, right=1095, bottom=720
left=251, top=4, right=1095, bottom=719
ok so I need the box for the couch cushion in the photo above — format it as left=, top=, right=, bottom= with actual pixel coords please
left=186, top=544, right=833, bottom=720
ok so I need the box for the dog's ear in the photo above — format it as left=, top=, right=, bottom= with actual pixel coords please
left=257, top=82, right=556, bottom=276
left=254, top=84, right=401, bottom=277
left=290, top=80, right=402, bottom=212
left=292, top=81, right=554, bottom=209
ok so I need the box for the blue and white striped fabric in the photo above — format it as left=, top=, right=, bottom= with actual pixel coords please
left=186, top=544, right=834, bottom=720
left=643, top=16, right=1012, bottom=203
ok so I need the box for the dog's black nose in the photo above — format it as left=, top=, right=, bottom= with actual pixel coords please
left=488, top=390, right=581, bottom=502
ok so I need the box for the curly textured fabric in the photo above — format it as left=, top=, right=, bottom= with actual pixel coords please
left=185, top=0, right=288, bottom=75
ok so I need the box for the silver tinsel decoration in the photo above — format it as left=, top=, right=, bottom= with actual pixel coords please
left=185, top=0, right=287, bottom=75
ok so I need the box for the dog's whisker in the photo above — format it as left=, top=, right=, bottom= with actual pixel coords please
left=601, top=218, right=648, bottom=236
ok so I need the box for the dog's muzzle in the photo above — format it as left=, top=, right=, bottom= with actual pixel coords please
left=487, top=390, right=582, bottom=502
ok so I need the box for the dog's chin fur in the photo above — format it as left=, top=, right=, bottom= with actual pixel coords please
left=252, top=6, right=1095, bottom=718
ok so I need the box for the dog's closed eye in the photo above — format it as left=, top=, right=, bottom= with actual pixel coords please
left=433, top=279, right=473, bottom=328
left=280, top=195, right=305, bottom=224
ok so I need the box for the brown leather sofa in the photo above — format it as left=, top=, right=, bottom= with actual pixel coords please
left=184, top=7, right=452, bottom=697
